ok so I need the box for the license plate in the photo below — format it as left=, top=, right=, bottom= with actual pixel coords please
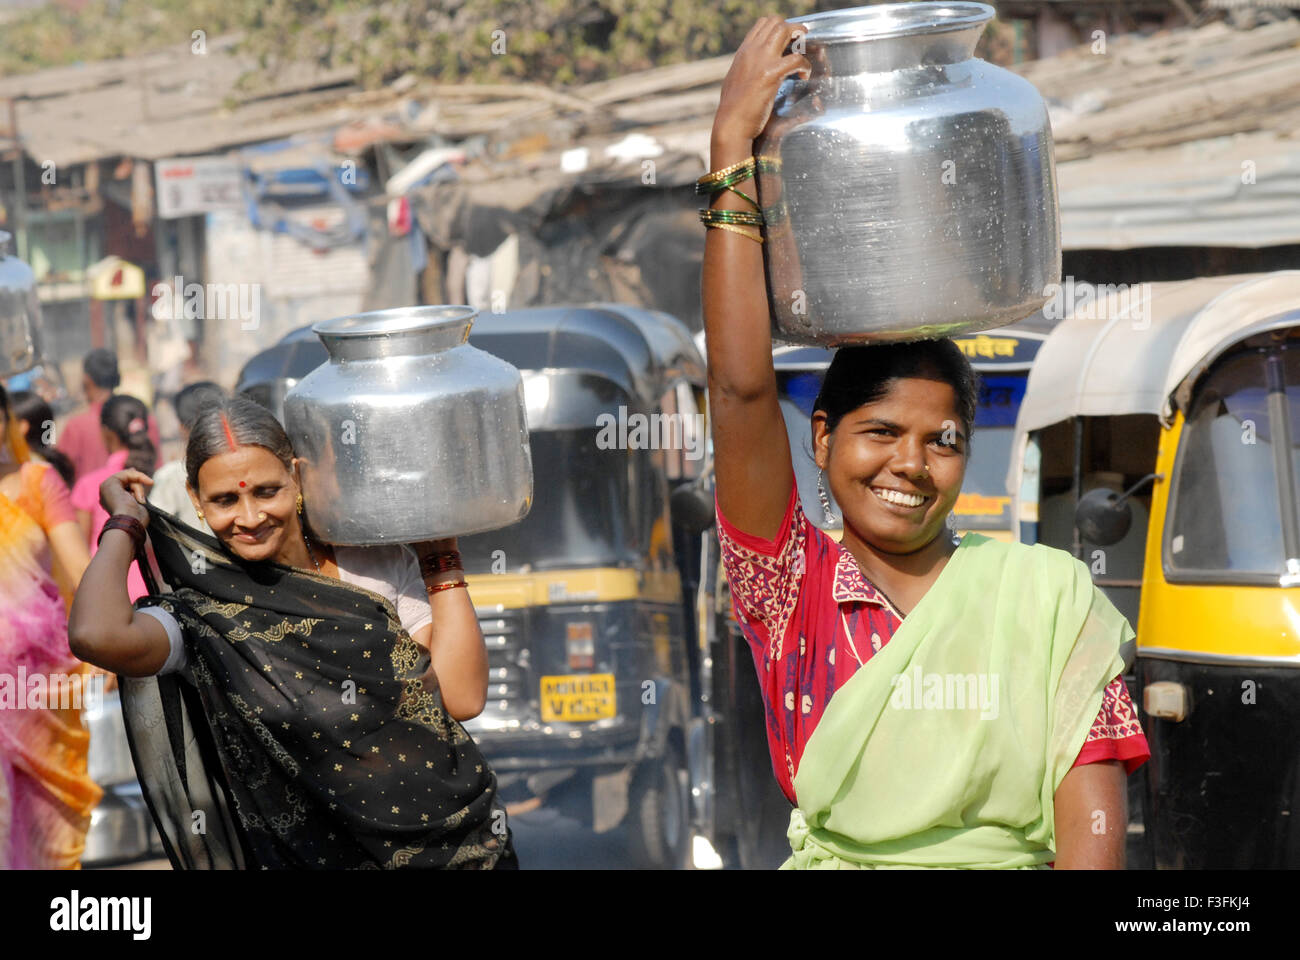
left=540, top=673, right=616, bottom=723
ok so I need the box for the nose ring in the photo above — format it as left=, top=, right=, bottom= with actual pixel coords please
left=257, top=511, right=267, bottom=521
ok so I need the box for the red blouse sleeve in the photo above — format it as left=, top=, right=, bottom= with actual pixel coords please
left=1072, top=675, right=1150, bottom=774
left=715, top=480, right=809, bottom=660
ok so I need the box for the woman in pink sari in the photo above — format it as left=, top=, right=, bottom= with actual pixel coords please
left=70, top=394, right=157, bottom=602
left=0, top=384, right=98, bottom=869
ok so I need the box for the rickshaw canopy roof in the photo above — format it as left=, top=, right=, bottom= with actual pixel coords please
left=1015, top=272, right=1300, bottom=433
left=236, top=304, right=704, bottom=420
left=1008, top=270, right=1300, bottom=490
left=234, top=323, right=330, bottom=395
left=1162, top=271, right=1300, bottom=418
left=469, top=303, right=705, bottom=399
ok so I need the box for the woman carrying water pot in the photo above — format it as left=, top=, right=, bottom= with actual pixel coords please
left=702, top=17, right=1149, bottom=869
left=69, top=395, right=516, bottom=869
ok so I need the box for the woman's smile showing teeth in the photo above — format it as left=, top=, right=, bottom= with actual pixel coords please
left=871, top=486, right=928, bottom=509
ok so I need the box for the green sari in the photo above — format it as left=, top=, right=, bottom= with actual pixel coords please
left=784, top=533, right=1130, bottom=869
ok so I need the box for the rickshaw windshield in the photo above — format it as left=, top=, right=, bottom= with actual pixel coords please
left=458, top=427, right=652, bottom=573
left=1166, top=347, right=1300, bottom=580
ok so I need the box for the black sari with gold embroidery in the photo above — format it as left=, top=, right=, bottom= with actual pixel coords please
left=119, top=505, right=517, bottom=869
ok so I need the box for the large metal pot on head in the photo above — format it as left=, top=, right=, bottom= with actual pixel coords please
left=0, top=231, right=43, bottom=377
left=755, top=2, right=1061, bottom=345
left=283, top=305, right=533, bottom=545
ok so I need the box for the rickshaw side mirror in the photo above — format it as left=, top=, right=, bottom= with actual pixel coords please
left=671, top=481, right=716, bottom=535
left=1074, top=487, right=1132, bottom=547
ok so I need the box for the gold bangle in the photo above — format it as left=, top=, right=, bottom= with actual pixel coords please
left=697, top=157, right=755, bottom=187
left=704, top=221, right=763, bottom=244
left=426, top=579, right=468, bottom=594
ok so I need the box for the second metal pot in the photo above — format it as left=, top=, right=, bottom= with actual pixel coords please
left=283, top=305, right=533, bottom=545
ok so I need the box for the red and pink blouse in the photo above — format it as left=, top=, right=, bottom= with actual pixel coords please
left=717, top=477, right=1150, bottom=805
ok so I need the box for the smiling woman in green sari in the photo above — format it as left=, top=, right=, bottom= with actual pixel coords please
left=702, top=18, right=1148, bottom=870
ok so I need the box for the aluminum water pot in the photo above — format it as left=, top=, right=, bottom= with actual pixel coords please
left=755, top=2, right=1061, bottom=345
left=0, top=231, right=43, bottom=377
left=283, top=306, right=532, bottom=545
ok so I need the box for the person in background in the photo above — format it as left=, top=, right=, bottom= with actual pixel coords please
left=148, top=381, right=225, bottom=533
left=70, top=394, right=157, bottom=602
left=0, top=384, right=99, bottom=869
left=10, top=390, right=76, bottom=489
left=56, top=348, right=162, bottom=482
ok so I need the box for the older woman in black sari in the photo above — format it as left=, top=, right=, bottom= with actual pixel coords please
left=69, top=396, right=516, bottom=869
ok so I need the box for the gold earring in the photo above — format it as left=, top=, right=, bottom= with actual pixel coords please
left=296, top=493, right=304, bottom=515
left=196, top=509, right=205, bottom=520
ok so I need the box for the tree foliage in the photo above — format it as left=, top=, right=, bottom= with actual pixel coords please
left=0, top=0, right=241, bottom=75
left=0, top=0, right=845, bottom=87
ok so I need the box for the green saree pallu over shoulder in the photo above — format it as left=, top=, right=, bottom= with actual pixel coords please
left=785, top=534, right=1129, bottom=870
left=120, top=506, right=515, bottom=869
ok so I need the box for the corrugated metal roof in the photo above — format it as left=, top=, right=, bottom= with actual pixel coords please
left=1206, top=0, right=1300, bottom=8
left=13, top=16, right=1300, bottom=249
left=1055, top=130, right=1300, bottom=248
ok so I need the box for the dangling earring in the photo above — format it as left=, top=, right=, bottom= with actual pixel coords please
left=946, top=511, right=959, bottom=541
left=296, top=493, right=304, bottom=515
left=817, top=469, right=836, bottom=526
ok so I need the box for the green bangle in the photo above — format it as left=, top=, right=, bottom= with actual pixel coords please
left=695, top=165, right=755, bottom=194
left=712, top=183, right=758, bottom=209
left=699, top=208, right=765, bottom=228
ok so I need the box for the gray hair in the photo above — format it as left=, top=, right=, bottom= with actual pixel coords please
left=185, top=394, right=295, bottom=491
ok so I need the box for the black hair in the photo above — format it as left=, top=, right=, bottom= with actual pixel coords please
left=185, top=394, right=295, bottom=492
left=83, top=348, right=121, bottom=390
left=10, top=390, right=75, bottom=487
left=172, top=381, right=226, bottom=432
left=100, top=394, right=156, bottom=476
left=813, top=339, right=979, bottom=448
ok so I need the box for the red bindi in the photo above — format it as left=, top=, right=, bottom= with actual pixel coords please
left=239, top=481, right=246, bottom=488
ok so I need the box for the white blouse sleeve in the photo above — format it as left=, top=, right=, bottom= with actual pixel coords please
left=136, top=606, right=188, bottom=675
left=393, top=546, right=434, bottom=640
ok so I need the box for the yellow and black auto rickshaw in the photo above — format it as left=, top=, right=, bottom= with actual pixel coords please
left=1009, top=271, right=1300, bottom=868
left=456, top=304, right=709, bottom=869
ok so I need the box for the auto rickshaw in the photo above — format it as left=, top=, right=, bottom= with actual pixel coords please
left=234, top=323, right=331, bottom=425
left=689, top=318, right=1057, bottom=868
left=1008, top=270, right=1300, bottom=868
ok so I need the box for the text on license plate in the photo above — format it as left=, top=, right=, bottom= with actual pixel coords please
left=540, top=673, right=616, bottom=723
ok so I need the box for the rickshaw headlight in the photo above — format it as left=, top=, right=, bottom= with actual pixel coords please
left=1143, top=681, right=1189, bottom=722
